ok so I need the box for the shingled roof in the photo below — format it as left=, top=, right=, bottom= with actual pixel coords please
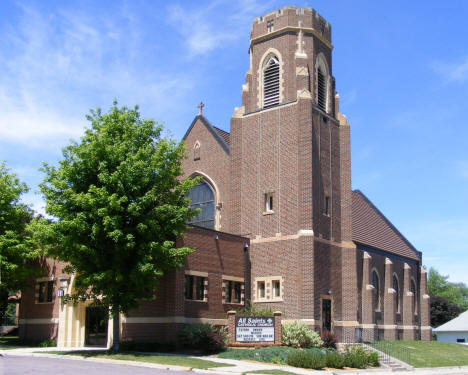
left=213, top=126, right=230, bottom=145
left=352, top=190, right=421, bottom=261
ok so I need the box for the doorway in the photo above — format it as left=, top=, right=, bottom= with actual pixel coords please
left=322, top=298, right=331, bottom=332
left=85, top=306, right=108, bottom=346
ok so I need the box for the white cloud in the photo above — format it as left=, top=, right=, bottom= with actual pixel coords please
left=167, top=0, right=274, bottom=56
left=0, top=3, right=195, bottom=149
left=433, top=55, right=468, bottom=83
left=459, top=161, right=468, bottom=178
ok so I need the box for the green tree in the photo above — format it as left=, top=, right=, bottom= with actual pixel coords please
left=427, top=268, right=468, bottom=310
left=40, top=102, right=198, bottom=351
left=0, top=163, right=43, bottom=318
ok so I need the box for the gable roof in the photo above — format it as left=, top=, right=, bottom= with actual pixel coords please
left=352, top=190, right=421, bottom=261
left=213, top=126, right=230, bottom=145
left=434, top=310, right=468, bottom=332
left=182, top=115, right=230, bottom=154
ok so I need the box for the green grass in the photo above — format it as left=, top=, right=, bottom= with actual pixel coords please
left=244, top=370, right=298, bottom=375
left=370, top=340, right=468, bottom=368
left=47, top=350, right=233, bottom=369
left=0, top=336, right=28, bottom=349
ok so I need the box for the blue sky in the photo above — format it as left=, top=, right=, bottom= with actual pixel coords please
left=1, top=1, right=467, bottom=284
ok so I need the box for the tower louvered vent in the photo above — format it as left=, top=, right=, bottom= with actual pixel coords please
left=317, top=67, right=327, bottom=111
left=263, top=56, right=280, bottom=108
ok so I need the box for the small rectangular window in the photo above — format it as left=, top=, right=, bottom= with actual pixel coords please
left=457, top=338, right=466, bottom=343
left=196, top=277, right=205, bottom=300
left=258, top=281, right=265, bottom=299
left=185, top=275, right=194, bottom=300
left=264, top=193, right=273, bottom=213
left=272, top=280, right=281, bottom=298
left=46, top=281, right=54, bottom=302
left=234, top=282, right=242, bottom=303
left=323, top=195, right=330, bottom=216
left=225, top=281, right=233, bottom=303
left=38, top=282, right=46, bottom=303
left=185, top=275, right=206, bottom=301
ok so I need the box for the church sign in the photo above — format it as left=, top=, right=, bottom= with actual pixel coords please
left=235, top=317, right=275, bottom=342
left=227, top=310, right=282, bottom=346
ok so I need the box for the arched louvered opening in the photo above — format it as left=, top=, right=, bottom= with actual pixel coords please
left=263, top=55, right=280, bottom=108
left=317, top=63, right=327, bottom=111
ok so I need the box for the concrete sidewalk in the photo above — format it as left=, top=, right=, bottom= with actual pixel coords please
left=2, top=346, right=468, bottom=375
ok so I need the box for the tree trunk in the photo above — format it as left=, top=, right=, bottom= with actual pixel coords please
left=112, top=310, right=120, bottom=352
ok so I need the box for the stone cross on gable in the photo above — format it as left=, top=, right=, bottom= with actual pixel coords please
left=267, top=20, right=274, bottom=33
left=198, top=101, right=204, bottom=115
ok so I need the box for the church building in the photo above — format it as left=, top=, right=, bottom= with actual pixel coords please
left=18, top=6, right=431, bottom=346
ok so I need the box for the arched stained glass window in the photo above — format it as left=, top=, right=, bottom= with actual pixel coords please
left=187, top=181, right=215, bottom=229
left=371, top=270, right=380, bottom=311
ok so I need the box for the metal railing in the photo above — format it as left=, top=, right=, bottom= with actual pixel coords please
left=368, top=340, right=411, bottom=367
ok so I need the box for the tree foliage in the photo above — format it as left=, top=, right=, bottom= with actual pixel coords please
left=430, top=295, right=461, bottom=328
left=427, top=267, right=468, bottom=310
left=0, top=162, right=43, bottom=316
left=40, top=102, right=198, bottom=349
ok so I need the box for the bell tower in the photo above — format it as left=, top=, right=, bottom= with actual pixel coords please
left=229, top=6, right=357, bottom=341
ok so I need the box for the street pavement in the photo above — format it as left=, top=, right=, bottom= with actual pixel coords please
left=0, top=355, right=202, bottom=375
left=2, top=347, right=468, bottom=375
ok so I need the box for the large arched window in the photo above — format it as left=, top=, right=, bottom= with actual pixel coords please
left=371, top=270, right=380, bottom=311
left=187, top=181, right=215, bottom=229
left=316, top=57, right=328, bottom=112
left=393, top=274, right=400, bottom=312
left=263, top=55, right=280, bottom=108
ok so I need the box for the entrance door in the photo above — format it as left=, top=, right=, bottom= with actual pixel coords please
left=85, top=306, right=108, bottom=346
left=322, top=299, right=331, bottom=332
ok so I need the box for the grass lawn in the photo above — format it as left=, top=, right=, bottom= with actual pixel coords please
left=49, top=350, right=233, bottom=369
left=370, top=340, right=468, bottom=368
left=0, top=336, right=28, bottom=349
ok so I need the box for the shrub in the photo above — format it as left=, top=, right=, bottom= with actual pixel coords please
left=320, top=330, right=337, bottom=349
left=39, top=339, right=57, bottom=347
left=343, top=344, right=378, bottom=369
left=286, top=350, right=326, bottom=369
left=367, top=351, right=379, bottom=367
left=236, top=300, right=276, bottom=317
left=179, top=324, right=227, bottom=353
left=324, top=351, right=345, bottom=369
left=281, top=321, right=323, bottom=348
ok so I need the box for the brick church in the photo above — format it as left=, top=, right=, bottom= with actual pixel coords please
left=19, top=6, right=430, bottom=346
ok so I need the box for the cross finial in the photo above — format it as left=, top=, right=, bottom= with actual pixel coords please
left=197, top=101, right=204, bottom=115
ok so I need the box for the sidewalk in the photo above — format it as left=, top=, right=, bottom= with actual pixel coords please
left=2, top=346, right=468, bottom=375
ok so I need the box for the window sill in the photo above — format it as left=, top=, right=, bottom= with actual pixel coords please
left=223, top=302, right=243, bottom=305
left=256, top=298, right=283, bottom=303
left=35, top=301, right=54, bottom=305
left=263, top=211, right=274, bottom=216
left=185, top=299, right=207, bottom=303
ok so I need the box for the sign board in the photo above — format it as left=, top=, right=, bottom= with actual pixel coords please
left=235, top=316, right=275, bottom=342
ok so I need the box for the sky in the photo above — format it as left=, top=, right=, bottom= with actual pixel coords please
left=0, top=1, right=467, bottom=284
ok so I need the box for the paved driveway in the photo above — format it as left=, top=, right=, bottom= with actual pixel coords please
left=0, top=355, right=203, bottom=375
